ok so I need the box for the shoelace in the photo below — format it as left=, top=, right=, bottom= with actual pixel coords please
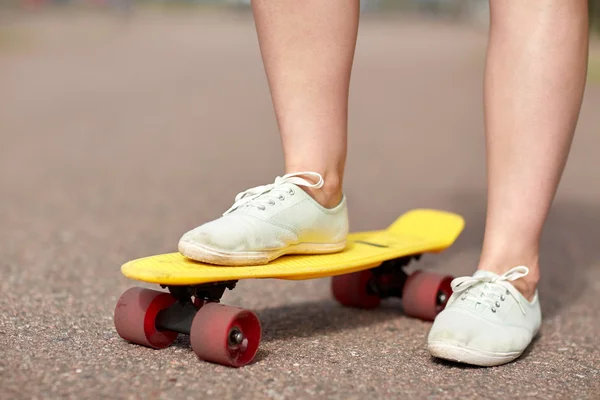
left=450, top=266, right=530, bottom=315
left=223, top=172, right=324, bottom=215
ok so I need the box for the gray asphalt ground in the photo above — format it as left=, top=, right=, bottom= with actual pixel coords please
left=1, top=8, right=599, bottom=400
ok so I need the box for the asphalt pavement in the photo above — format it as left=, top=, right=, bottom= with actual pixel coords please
left=1, top=9, right=599, bottom=399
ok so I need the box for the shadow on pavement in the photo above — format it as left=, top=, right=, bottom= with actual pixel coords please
left=255, top=299, right=408, bottom=343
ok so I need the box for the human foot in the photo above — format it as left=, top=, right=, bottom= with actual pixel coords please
left=178, top=172, right=348, bottom=266
left=427, top=266, right=541, bottom=367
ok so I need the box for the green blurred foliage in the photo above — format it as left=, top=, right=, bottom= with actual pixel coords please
left=592, top=0, right=600, bottom=31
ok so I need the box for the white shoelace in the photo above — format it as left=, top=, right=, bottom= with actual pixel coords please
left=450, top=266, right=530, bottom=315
left=223, top=172, right=324, bottom=215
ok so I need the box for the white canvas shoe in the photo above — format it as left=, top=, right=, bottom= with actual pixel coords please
left=178, top=172, right=349, bottom=266
left=427, top=266, right=541, bottom=367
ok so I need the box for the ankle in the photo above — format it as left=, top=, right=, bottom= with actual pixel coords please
left=305, top=176, right=343, bottom=208
left=285, top=168, right=343, bottom=208
left=478, top=260, right=540, bottom=301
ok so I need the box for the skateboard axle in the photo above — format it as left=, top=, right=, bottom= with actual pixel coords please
left=437, top=292, right=447, bottom=305
left=155, top=281, right=238, bottom=334
left=228, top=328, right=245, bottom=346
left=155, top=300, right=197, bottom=335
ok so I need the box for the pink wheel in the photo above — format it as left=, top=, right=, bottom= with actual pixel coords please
left=190, top=303, right=261, bottom=368
left=401, top=271, right=453, bottom=321
left=114, top=287, right=178, bottom=349
left=331, top=270, right=381, bottom=309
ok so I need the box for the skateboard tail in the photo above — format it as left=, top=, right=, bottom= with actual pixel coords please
left=386, top=209, right=465, bottom=251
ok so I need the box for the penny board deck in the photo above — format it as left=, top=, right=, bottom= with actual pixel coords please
left=121, top=209, right=465, bottom=285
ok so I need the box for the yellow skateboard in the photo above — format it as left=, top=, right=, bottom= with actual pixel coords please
left=114, top=209, right=464, bottom=367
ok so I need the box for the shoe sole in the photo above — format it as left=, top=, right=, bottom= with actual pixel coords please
left=428, top=342, right=523, bottom=367
left=178, top=240, right=347, bottom=266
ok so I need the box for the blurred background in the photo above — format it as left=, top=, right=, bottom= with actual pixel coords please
left=1, top=1, right=599, bottom=399
left=1, top=0, right=600, bottom=28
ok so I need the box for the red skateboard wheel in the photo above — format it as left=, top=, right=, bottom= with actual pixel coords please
left=331, top=270, right=381, bottom=309
left=402, top=271, right=453, bottom=321
left=190, top=302, right=261, bottom=367
left=114, top=287, right=178, bottom=349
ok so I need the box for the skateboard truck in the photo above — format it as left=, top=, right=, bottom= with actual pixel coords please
left=154, top=281, right=238, bottom=335
left=161, top=280, right=238, bottom=303
left=364, top=255, right=447, bottom=306
left=367, top=255, right=419, bottom=297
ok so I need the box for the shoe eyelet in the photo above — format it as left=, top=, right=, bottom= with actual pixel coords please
left=506, top=290, right=510, bottom=295
left=495, top=301, right=501, bottom=307
left=279, top=195, right=285, bottom=201
left=491, top=307, right=497, bottom=313
left=460, top=296, right=466, bottom=301
left=259, top=205, right=266, bottom=211
left=500, top=295, right=505, bottom=301
left=269, top=200, right=275, bottom=206
left=288, top=188, right=295, bottom=195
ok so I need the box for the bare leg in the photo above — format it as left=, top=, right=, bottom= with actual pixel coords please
left=478, top=0, right=589, bottom=299
left=251, top=0, right=360, bottom=207
left=427, top=2, right=589, bottom=366
left=178, top=1, right=359, bottom=264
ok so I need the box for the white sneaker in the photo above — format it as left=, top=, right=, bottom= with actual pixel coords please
left=178, top=172, right=349, bottom=266
left=427, top=266, right=541, bottom=367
